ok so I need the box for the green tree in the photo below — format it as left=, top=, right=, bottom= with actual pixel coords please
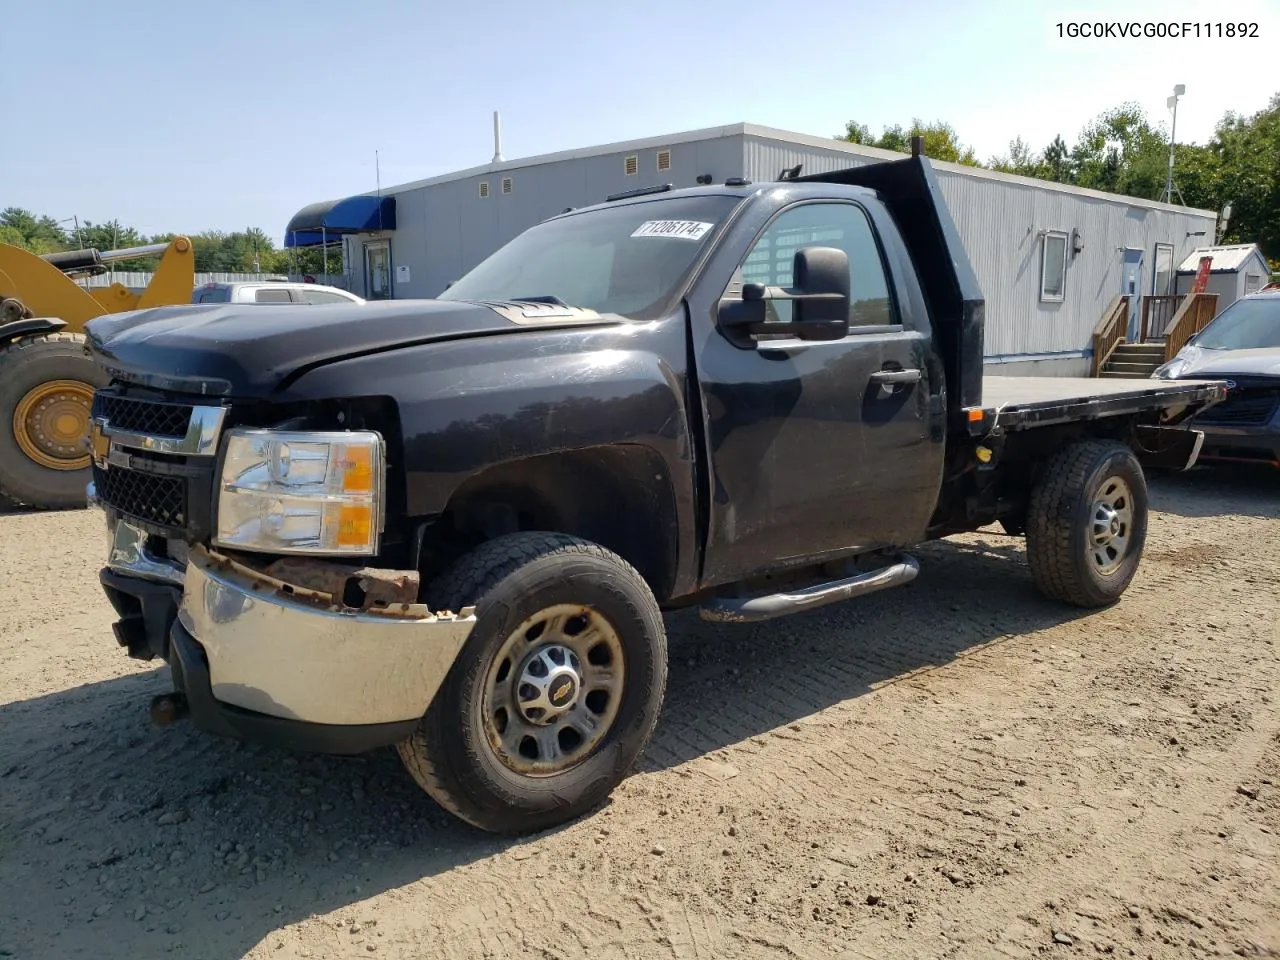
left=1204, top=94, right=1280, bottom=256
left=989, top=136, right=1051, bottom=179
left=838, top=118, right=981, bottom=166
left=1042, top=135, right=1072, bottom=182
left=1065, top=103, right=1168, bottom=196
left=0, top=208, right=71, bottom=252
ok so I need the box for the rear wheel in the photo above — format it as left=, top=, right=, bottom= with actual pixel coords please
left=396, top=532, right=667, bottom=834
left=0, top=333, right=107, bottom=509
left=1026, top=439, right=1148, bottom=607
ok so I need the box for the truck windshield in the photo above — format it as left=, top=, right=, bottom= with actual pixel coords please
left=438, top=195, right=744, bottom=320
left=1194, top=296, right=1280, bottom=350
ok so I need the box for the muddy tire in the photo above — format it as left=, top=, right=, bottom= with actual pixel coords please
left=1026, top=439, right=1148, bottom=608
left=0, top=333, right=107, bottom=509
left=396, top=532, right=667, bottom=834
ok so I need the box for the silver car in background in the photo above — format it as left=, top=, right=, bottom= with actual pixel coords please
left=192, top=281, right=364, bottom=305
left=1153, top=291, right=1280, bottom=470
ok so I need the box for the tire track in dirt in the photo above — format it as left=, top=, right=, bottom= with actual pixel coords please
left=1, top=471, right=1277, bottom=959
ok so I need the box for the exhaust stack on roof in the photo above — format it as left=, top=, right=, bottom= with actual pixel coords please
left=492, top=111, right=503, bottom=163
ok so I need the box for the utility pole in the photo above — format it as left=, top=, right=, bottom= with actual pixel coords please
left=1162, top=84, right=1185, bottom=205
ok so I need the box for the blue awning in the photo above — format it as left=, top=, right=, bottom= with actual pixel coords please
left=284, top=195, right=396, bottom=247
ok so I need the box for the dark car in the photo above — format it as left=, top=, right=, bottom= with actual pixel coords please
left=1153, top=291, right=1280, bottom=469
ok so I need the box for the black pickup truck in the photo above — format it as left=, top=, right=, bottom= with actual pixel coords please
left=84, top=145, right=1225, bottom=834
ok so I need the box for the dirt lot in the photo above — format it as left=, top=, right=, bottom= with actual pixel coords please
left=1, top=466, right=1277, bottom=960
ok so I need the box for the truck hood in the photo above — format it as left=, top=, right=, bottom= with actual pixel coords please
left=1166, top=345, right=1280, bottom=380
left=84, top=298, right=617, bottom=397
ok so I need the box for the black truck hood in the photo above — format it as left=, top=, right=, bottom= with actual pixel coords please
left=84, top=298, right=617, bottom=397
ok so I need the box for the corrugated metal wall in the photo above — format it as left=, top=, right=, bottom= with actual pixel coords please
left=741, top=134, right=1219, bottom=366
left=348, top=135, right=746, bottom=300
left=337, top=130, right=1218, bottom=373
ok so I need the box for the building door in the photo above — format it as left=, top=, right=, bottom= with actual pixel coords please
left=364, top=240, right=392, bottom=300
left=1121, top=247, right=1143, bottom=340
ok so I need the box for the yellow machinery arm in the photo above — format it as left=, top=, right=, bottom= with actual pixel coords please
left=0, top=236, right=194, bottom=329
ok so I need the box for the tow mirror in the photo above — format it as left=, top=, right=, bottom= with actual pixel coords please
left=718, top=246, right=851, bottom=341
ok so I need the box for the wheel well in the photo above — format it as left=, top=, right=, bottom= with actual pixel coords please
left=931, top=420, right=1139, bottom=536
left=421, top=445, right=680, bottom=600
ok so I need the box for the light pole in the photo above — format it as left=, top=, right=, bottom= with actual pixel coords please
left=56, top=216, right=84, bottom=249
left=1163, top=84, right=1186, bottom=205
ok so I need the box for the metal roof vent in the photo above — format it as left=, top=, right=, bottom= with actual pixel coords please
left=624, top=155, right=638, bottom=176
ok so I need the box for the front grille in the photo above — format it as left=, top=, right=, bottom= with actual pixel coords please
left=96, top=465, right=188, bottom=529
left=1197, top=390, right=1279, bottom=426
left=96, top=394, right=192, bottom=438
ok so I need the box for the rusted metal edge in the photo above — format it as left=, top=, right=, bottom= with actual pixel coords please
left=192, top=545, right=476, bottom=623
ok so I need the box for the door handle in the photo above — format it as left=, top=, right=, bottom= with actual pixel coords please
left=869, top=368, right=922, bottom=386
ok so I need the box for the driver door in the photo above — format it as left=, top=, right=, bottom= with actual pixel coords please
left=694, top=200, right=940, bottom=588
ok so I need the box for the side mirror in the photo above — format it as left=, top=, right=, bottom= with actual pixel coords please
left=717, top=246, right=850, bottom=341
left=790, top=246, right=850, bottom=340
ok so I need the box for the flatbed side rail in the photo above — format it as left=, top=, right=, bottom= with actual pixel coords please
left=1090, top=294, right=1130, bottom=376
left=970, top=380, right=1227, bottom=432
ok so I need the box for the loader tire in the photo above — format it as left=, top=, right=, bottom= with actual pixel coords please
left=396, top=532, right=668, bottom=834
left=0, top=333, right=107, bottom=509
left=1026, top=439, right=1148, bottom=608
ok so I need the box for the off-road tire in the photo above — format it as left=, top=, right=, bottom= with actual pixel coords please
left=1026, top=438, right=1148, bottom=608
left=0, top=333, right=107, bottom=509
left=396, top=532, right=668, bottom=834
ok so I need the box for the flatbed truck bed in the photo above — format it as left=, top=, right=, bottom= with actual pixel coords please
left=975, top=376, right=1225, bottom=431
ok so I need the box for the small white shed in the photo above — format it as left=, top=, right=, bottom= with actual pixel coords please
left=1175, top=243, right=1272, bottom=309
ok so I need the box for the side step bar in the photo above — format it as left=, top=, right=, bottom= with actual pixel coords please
left=699, top=553, right=920, bottom=624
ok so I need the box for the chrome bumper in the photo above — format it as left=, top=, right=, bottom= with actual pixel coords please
left=179, top=547, right=475, bottom=726
left=97, top=494, right=477, bottom=728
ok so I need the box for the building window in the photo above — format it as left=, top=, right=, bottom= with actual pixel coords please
left=624, top=155, right=638, bottom=176
left=657, top=150, right=672, bottom=172
left=1152, top=242, right=1174, bottom=295
left=478, top=181, right=490, bottom=198
left=1040, top=231, right=1069, bottom=302
left=502, top=177, right=513, bottom=195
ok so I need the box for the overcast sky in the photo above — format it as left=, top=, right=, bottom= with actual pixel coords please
left=2, top=0, right=1275, bottom=244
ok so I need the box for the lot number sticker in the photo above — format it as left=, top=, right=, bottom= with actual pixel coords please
left=631, top=220, right=714, bottom=241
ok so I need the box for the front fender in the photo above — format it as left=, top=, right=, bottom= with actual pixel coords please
left=280, top=318, right=699, bottom=587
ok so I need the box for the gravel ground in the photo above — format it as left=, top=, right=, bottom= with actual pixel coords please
left=0, top=465, right=1277, bottom=960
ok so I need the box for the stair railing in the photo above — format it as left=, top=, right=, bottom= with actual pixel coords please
left=1090, top=294, right=1130, bottom=377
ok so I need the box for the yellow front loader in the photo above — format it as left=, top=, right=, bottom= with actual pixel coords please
left=0, top=236, right=195, bottom=509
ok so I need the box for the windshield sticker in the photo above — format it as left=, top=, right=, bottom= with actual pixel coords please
left=630, top=220, right=714, bottom=241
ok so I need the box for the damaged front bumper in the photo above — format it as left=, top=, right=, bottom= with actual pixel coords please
left=96, top=503, right=476, bottom=755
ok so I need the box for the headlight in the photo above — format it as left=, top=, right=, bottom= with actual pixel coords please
left=214, top=429, right=385, bottom=555
left=1152, top=357, right=1188, bottom=380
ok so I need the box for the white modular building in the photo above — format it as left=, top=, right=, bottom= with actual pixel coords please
left=285, top=123, right=1219, bottom=376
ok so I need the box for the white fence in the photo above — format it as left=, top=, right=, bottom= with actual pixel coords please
left=78, top=271, right=353, bottom=291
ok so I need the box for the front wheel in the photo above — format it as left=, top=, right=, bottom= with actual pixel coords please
left=1026, top=438, right=1149, bottom=608
left=396, top=532, right=668, bottom=834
